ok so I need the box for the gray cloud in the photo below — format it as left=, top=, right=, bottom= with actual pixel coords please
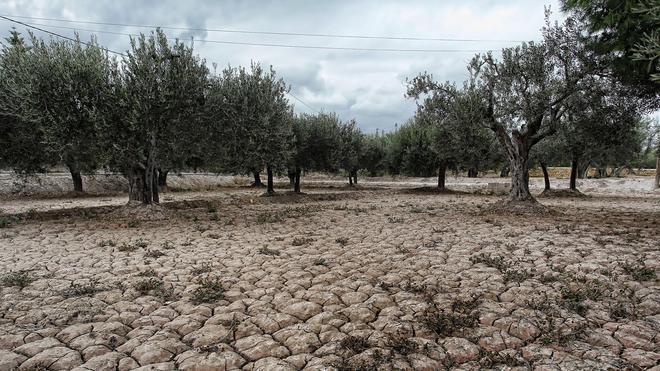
left=0, top=0, right=563, bottom=132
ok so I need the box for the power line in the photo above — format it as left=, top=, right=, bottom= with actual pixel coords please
left=286, top=91, right=321, bottom=114
left=1, top=19, right=492, bottom=53
left=0, top=15, right=126, bottom=56
left=0, top=16, right=325, bottom=114
left=0, top=14, right=527, bottom=43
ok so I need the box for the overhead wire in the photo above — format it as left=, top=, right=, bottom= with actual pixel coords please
left=0, top=14, right=528, bottom=43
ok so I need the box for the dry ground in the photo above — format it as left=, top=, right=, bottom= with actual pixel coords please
left=0, top=184, right=658, bottom=370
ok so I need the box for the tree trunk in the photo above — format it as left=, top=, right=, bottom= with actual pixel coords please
left=293, top=167, right=301, bottom=193
left=157, top=169, right=168, bottom=189
left=152, top=168, right=159, bottom=204
left=352, top=170, right=357, bottom=185
left=654, top=155, right=660, bottom=189
left=348, top=174, right=353, bottom=186
left=540, top=161, right=550, bottom=191
left=467, top=168, right=478, bottom=177
left=288, top=169, right=296, bottom=187
left=509, top=153, right=533, bottom=201
left=67, top=164, right=84, bottom=193
left=500, top=166, right=510, bottom=178
left=437, top=163, right=447, bottom=190
left=570, top=158, right=578, bottom=191
left=266, top=165, right=275, bottom=195
left=251, top=170, right=264, bottom=187
left=127, top=133, right=158, bottom=205
left=578, top=161, right=590, bottom=179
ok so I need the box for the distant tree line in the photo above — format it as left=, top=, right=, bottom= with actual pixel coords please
left=0, top=7, right=658, bottom=206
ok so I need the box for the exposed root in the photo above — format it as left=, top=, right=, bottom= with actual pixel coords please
left=483, top=197, right=557, bottom=216
left=539, top=188, right=588, bottom=198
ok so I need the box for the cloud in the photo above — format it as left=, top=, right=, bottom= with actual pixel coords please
left=0, top=0, right=563, bottom=132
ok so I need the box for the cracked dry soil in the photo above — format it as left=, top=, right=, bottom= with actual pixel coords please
left=0, top=188, right=658, bottom=370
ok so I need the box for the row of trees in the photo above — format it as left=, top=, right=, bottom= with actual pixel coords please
left=0, top=30, right=371, bottom=203
left=1, top=7, right=658, bottom=205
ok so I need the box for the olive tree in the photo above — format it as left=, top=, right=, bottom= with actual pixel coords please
left=208, top=63, right=292, bottom=195
left=339, top=119, right=363, bottom=186
left=24, top=34, right=116, bottom=192
left=0, top=30, right=50, bottom=174
left=289, top=112, right=341, bottom=192
left=104, top=29, right=208, bottom=204
left=470, top=17, right=592, bottom=202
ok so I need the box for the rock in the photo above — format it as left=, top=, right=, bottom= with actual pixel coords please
left=177, top=350, right=246, bottom=370
left=234, top=335, right=290, bottom=361
left=72, top=351, right=125, bottom=371
left=14, top=337, right=63, bottom=357
left=0, top=349, right=27, bottom=370
left=19, top=346, right=83, bottom=370
left=252, top=357, right=296, bottom=370
left=622, top=349, right=660, bottom=369
left=281, top=301, right=322, bottom=321
left=132, top=338, right=188, bottom=365
left=443, top=337, right=480, bottom=364
left=182, top=324, right=231, bottom=348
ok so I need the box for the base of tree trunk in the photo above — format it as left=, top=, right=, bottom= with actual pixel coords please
left=539, top=188, right=588, bottom=198
left=261, top=190, right=276, bottom=197
left=250, top=182, right=266, bottom=188
left=405, top=186, right=458, bottom=194
left=486, top=198, right=555, bottom=216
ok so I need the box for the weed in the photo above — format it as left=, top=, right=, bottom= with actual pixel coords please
left=191, top=262, right=213, bottom=275
left=194, top=224, right=210, bottom=232
left=339, top=335, right=370, bottom=353
left=387, top=216, right=404, bottom=223
left=504, top=268, right=533, bottom=283
left=161, top=240, right=175, bottom=250
left=292, top=236, right=314, bottom=246
left=206, top=204, right=218, bottom=213
left=61, top=279, right=104, bottom=298
left=313, top=258, right=328, bottom=266
left=144, top=249, right=165, bottom=258
left=0, top=216, right=10, bottom=228
left=335, top=237, right=349, bottom=246
left=479, top=350, right=527, bottom=368
left=136, top=268, right=157, bottom=277
left=622, top=261, right=656, bottom=281
left=470, top=253, right=509, bottom=271
left=258, top=246, right=280, bottom=256
left=190, top=276, right=224, bottom=304
left=127, top=220, right=141, bottom=228
left=209, top=213, right=219, bottom=221
left=0, top=270, right=36, bottom=288
left=133, top=278, right=164, bottom=295
left=98, top=239, right=116, bottom=247
left=387, top=335, right=418, bottom=355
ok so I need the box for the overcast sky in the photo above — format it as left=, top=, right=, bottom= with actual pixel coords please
left=0, top=0, right=568, bottom=132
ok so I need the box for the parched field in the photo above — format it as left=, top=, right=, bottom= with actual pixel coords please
left=0, top=183, right=659, bottom=370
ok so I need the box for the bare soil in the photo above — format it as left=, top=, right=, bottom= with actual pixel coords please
left=0, top=179, right=658, bottom=370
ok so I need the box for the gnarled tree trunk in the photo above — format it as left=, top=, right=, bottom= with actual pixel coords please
left=569, top=158, right=578, bottom=191
left=654, top=155, right=660, bottom=189
left=66, top=163, right=84, bottom=193
left=252, top=170, right=264, bottom=187
left=540, top=161, right=550, bottom=191
left=157, top=169, right=168, bottom=190
left=266, top=165, right=275, bottom=195
left=127, top=134, right=159, bottom=205
left=437, top=163, right=447, bottom=190
left=293, top=167, right=301, bottom=193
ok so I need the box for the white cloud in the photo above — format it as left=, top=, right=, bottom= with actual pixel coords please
left=0, top=0, right=563, bottom=132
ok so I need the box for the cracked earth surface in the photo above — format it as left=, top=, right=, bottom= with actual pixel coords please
left=0, top=188, right=659, bottom=370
